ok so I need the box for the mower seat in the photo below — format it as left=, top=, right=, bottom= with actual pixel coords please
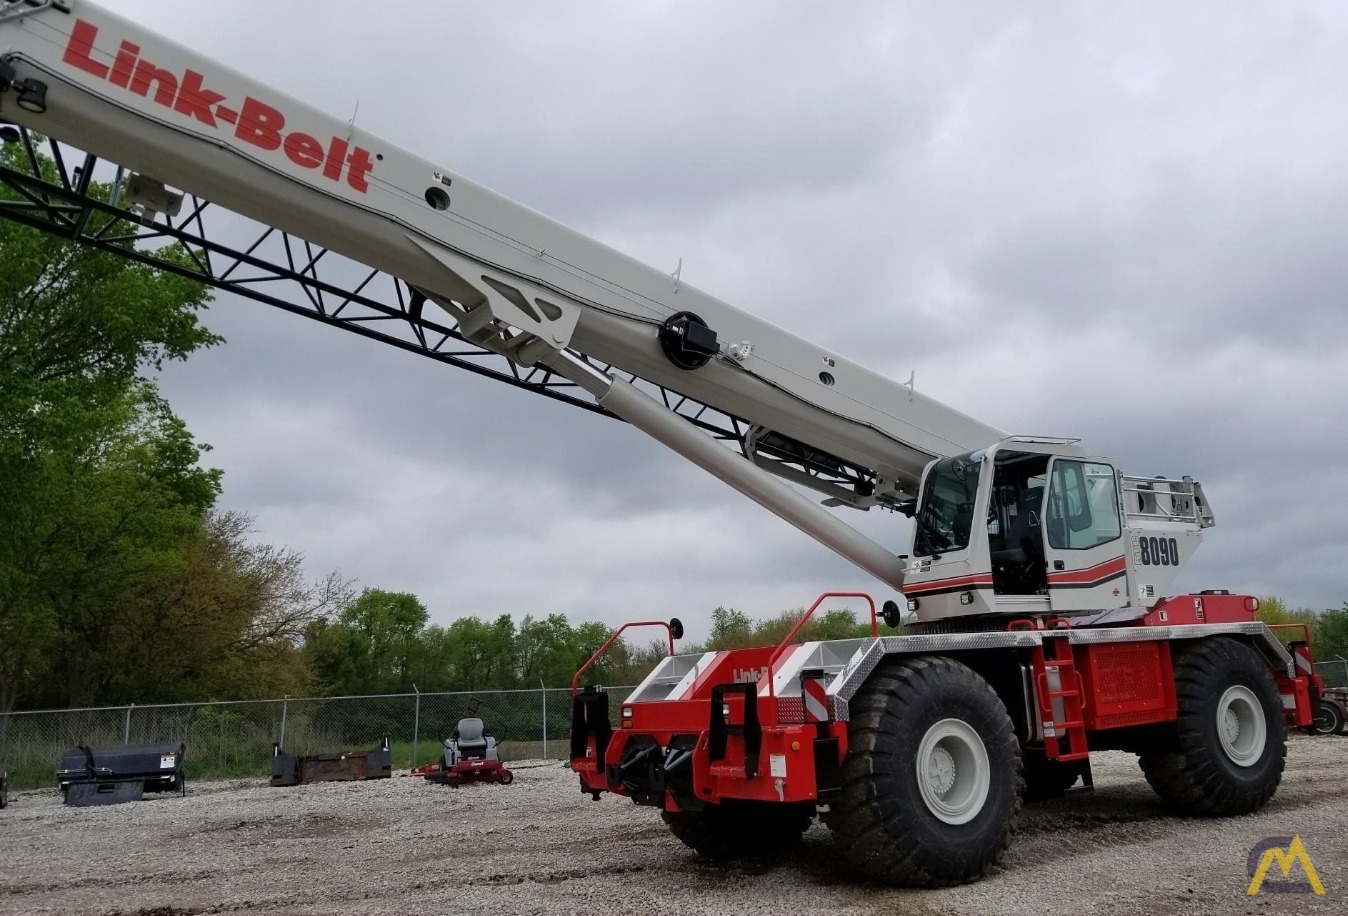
left=444, top=717, right=498, bottom=765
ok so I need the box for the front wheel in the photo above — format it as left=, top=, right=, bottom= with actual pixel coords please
left=827, top=656, right=1022, bottom=886
left=1313, top=700, right=1344, bottom=736
left=1139, top=637, right=1285, bottom=816
left=662, top=801, right=813, bottom=860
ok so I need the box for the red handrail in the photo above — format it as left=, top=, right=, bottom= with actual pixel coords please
left=1266, top=622, right=1313, bottom=646
left=571, top=620, right=677, bottom=696
left=766, top=592, right=877, bottom=706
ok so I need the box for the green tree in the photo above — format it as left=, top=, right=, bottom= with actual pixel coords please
left=708, top=606, right=754, bottom=649
left=516, top=613, right=613, bottom=687
left=1255, top=595, right=1315, bottom=628
left=1255, top=595, right=1348, bottom=664
left=0, top=140, right=219, bottom=715
left=16, top=386, right=221, bottom=708
left=1313, top=604, right=1348, bottom=661
left=115, top=510, right=352, bottom=703
left=306, top=589, right=429, bottom=694
left=572, top=620, right=617, bottom=683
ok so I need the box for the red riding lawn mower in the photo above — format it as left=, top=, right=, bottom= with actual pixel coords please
left=420, top=718, right=514, bottom=786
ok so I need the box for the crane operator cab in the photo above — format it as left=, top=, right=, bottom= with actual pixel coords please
left=901, top=437, right=1215, bottom=621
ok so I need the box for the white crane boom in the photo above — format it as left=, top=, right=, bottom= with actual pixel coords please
left=0, top=0, right=1006, bottom=589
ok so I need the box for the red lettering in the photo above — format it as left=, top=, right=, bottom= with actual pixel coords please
left=345, top=146, right=375, bottom=192
left=173, top=70, right=223, bottom=127
left=62, top=19, right=109, bottom=79
left=110, top=41, right=138, bottom=89
left=283, top=132, right=324, bottom=169
left=323, top=136, right=348, bottom=182
left=236, top=96, right=284, bottom=150
left=131, top=59, right=178, bottom=107
left=61, top=22, right=374, bottom=194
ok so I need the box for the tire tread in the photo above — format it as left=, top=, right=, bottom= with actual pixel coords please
left=828, top=656, right=1022, bottom=886
left=1139, top=637, right=1285, bottom=816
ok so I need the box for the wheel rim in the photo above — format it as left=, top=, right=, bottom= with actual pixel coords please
left=1314, top=703, right=1340, bottom=735
left=1216, top=685, right=1267, bottom=767
left=915, top=717, right=991, bottom=825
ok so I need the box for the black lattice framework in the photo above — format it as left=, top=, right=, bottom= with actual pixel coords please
left=0, top=127, right=877, bottom=498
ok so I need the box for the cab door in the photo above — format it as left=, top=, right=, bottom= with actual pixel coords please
left=1042, top=458, right=1129, bottom=614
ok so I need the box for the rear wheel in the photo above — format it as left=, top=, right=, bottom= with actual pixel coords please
left=662, top=801, right=813, bottom=860
left=827, top=656, right=1022, bottom=886
left=1313, top=700, right=1344, bottom=736
left=1139, top=637, right=1285, bottom=816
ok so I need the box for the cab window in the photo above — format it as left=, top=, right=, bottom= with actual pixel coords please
left=1046, top=460, right=1121, bottom=550
left=914, top=454, right=982, bottom=555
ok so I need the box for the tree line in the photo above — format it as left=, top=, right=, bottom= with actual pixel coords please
left=298, top=593, right=1348, bottom=698
left=301, top=592, right=878, bottom=697
left=1256, top=597, right=1348, bottom=661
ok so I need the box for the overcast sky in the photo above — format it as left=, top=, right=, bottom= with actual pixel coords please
left=105, top=0, right=1348, bottom=637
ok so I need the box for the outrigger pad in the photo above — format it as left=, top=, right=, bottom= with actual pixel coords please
left=65, top=779, right=145, bottom=807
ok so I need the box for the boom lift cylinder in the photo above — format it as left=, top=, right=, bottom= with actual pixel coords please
left=551, top=353, right=907, bottom=589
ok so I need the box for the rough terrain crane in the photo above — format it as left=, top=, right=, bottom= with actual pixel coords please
left=0, top=0, right=1325, bottom=886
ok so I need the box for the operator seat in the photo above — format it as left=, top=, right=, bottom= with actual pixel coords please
left=444, top=717, right=498, bottom=764
left=996, top=486, right=1045, bottom=593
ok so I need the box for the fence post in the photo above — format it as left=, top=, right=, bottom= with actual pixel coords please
left=124, top=703, right=133, bottom=744
left=540, top=681, right=547, bottom=760
left=412, top=685, right=421, bottom=770
left=279, top=695, right=288, bottom=749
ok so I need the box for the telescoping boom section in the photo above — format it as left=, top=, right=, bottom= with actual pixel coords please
left=0, top=0, right=1327, bottom=888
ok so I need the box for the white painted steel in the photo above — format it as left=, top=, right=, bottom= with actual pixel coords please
left=1216, top=685, right=1267, bottom=768
left=915, top=718, right=991, bottom=825
left=578, top=369, right=908, bottom=589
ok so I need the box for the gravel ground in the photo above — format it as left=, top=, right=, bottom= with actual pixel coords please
left=1, top=735, right=1344, bottom=916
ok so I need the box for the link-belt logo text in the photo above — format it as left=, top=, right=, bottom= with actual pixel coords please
left=61, top=19, right=374, bottom=193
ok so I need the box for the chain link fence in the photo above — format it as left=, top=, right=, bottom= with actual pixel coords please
left=0, top=686, right=635, bottom=791
left=8, top=657, right=1344, bottom=791
left=1319, top=658, right=1348, bottom=688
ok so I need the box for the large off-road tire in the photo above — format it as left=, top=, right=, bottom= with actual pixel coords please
left=827, top=656, right=1022, bottom=886
left=1021, top=751, right=1084, bottom=803
left=1139, top=637, right=1285, bottom=816
left=1313, top=699, right=1344, bottom=736
left=661, top=801, right=813, bottom=860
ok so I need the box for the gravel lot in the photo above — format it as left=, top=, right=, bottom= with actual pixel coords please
left=1, top=734, right=1343, bottom=916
